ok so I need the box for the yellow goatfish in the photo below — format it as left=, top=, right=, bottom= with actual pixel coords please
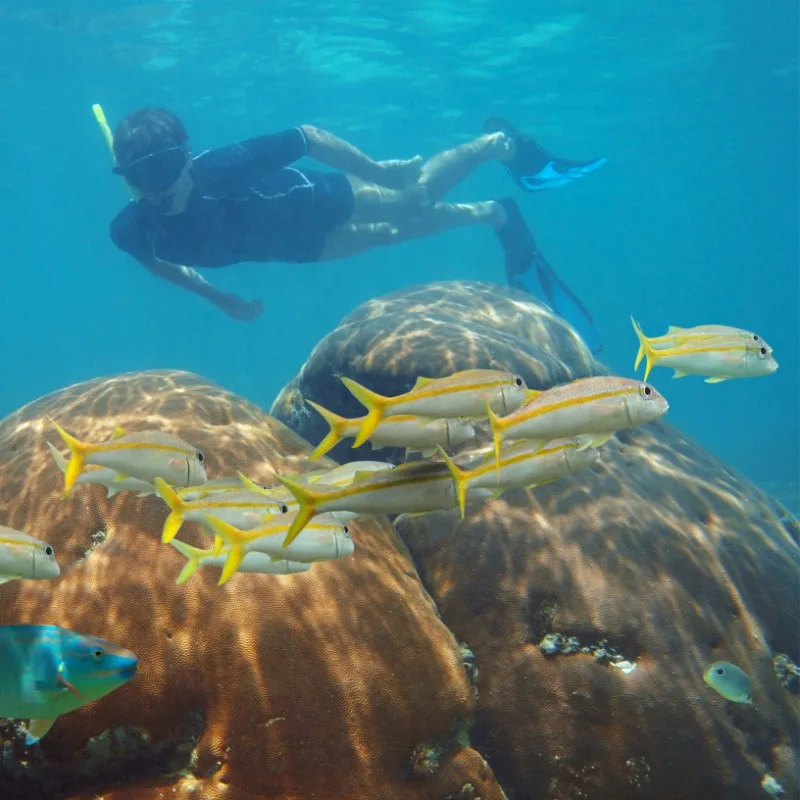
left=487, top=376, right=669, bottom=474
left=631, top=318, right=779, bottom=383
left=206, top=512, right=354, bottom=584
left=438, top=437, right=601, bottom=518
left=238, top=461, right=398, bottom=521
left=0, top=526, right=60, bottom=585
left=46, top=441, right=156, bottom=498
left=634, top=322, right=772, bottom=370
left=169, top=538, right=310, bottom=585
left=49, top=419, right=206, bottom=498
left=277, top=461, right=494, bottom=546
left=153, top=477, right=288, bottom=544
left=341, top=369, right=532, bottom=448
left=306, top=400, right=475, bottom=460
left=178, top=476, right=268, bottom=502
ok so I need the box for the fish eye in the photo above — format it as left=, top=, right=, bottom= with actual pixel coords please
left=280, top=503, right=288, bottom=514
left=197, top=451, right=204, bottom=462
left=44, top=546, right=54, bottom=556
left=641, top=384, right=653, bottom=397
left=514, top=377, right=524, bottom=387
left=752, top=334, right=759, bottom=341
left=715, top=667, right=725, bottom=676
left=343, top=525, right=350, bottom=536
left=759, top=347, right=767, bottom=356
left=93, top=648, right=105, bottom=660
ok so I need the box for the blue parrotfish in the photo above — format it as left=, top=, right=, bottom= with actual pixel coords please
left=0, top=625, right=138, bottom=744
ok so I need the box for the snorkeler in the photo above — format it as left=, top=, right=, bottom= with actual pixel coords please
left=108, top=108, right=605, bottom=350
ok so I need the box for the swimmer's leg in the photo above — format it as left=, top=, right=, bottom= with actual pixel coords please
left=345, top=133, right=515, bottom=223
left=417, top=133, right=515, bottom=202
left=320, top=201, right=506, bottom=260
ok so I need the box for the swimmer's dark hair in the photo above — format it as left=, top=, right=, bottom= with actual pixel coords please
left=112, top=107, right=189, bottom=170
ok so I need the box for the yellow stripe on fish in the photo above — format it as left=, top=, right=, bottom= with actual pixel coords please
left=169, top=538, right=311, bottom=585
left=341, top=369, right=533, bottom=448
left=276, top=461, right=470, bottom=546
left=438, top=437, right=601, bottom=518
left=49, top=418, right=206, bottom=497
left=634, top=323, right=772, bottom=370
left=631, top=317, right=778, bottom=382
left=485, top=376, right=669, bottom=476
left=306, top=399, right=476, bottom=460
left=0, top=526, right=61, bottom=584
left=204, top=513, right=350, bottom=585
left=153, top=477, right=288, bottom=545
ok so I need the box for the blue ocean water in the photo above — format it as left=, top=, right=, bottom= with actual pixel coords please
left=0, top=1, right=796, bottom=511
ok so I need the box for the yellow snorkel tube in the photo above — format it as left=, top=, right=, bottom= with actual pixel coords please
left=92, top=103, right=137, bottom=198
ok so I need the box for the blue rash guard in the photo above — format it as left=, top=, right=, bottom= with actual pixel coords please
left=110, top=127, right=355, bottom=267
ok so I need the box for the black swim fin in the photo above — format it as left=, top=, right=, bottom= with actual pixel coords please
left=496, top=198, right=603, bottom=354
left=485, top=116, right=607, bottom=192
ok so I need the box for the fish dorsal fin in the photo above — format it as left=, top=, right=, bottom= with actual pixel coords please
left=411, top=376, right=434, bottom=390
left=112, top=426, right=128, bottom=439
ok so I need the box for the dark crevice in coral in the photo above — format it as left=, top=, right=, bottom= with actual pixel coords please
left=0, top=710, right=205, bottom=799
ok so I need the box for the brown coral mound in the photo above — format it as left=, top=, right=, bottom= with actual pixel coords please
left=0, top=370, right=506, bottom=800
left=271, top=281, right=599, bottom=465
left=274, top=281, right=800, bottom=800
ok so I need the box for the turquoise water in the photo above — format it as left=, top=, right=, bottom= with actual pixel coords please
left=0, top=1, right=797, bottom=511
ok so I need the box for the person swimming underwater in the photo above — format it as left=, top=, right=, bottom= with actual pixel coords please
left=109, top=108, right=606, bottom=350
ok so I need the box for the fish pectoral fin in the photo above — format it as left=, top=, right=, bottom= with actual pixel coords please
left=0, top=576, right=15, bottom=585
left=704, top=376, right=728, bottom=384
left=111, top=425, right=129, bottom=439
left=576, top=432, right=614, bottom=450
left=113, top=472, right=129, bottom=482
left=672, top=370, right=689, bottom=379
left=25, top=718, right=57, bottom=745
left=56, top=672, right=84, bottom=698
left=416, top=448, right=437, bottom=458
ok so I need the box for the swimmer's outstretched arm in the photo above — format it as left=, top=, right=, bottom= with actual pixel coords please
left=140, top=257, right=263, bottom=322
left=299, top=124, right=422, bottom=189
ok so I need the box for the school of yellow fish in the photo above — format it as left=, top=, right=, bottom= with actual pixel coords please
left=15, top=317, right=771, bottom=589
left=0, top=317, right=779, bottom=737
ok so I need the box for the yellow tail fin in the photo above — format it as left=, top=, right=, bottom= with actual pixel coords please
left=436, top=446, right=469, bottom=519
left=485, top=404, right=504, bottom=483
left=630, top=316, right=659, bottom=381
left=169, top=538, right=206, bottom=585
left=306, top=400, right=353, bottom=461
left=48, top=417, right=91, bottom=498
left=202, top=515, right=248, bottom=586
left=153, top=477, right=187, bottom=543
left=340, top=377, right=387, bottom=448
left=276, top=476, right=320, bottom=547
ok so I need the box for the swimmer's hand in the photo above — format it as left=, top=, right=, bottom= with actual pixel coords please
left=373, top=156, right=424, bottom=189
left=224, top=295, right=263, bottom=322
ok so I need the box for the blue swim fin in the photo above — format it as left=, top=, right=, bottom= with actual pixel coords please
left=496, top=198, right=603, bottom=354
left=485, top=116, right=607, bottom=192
